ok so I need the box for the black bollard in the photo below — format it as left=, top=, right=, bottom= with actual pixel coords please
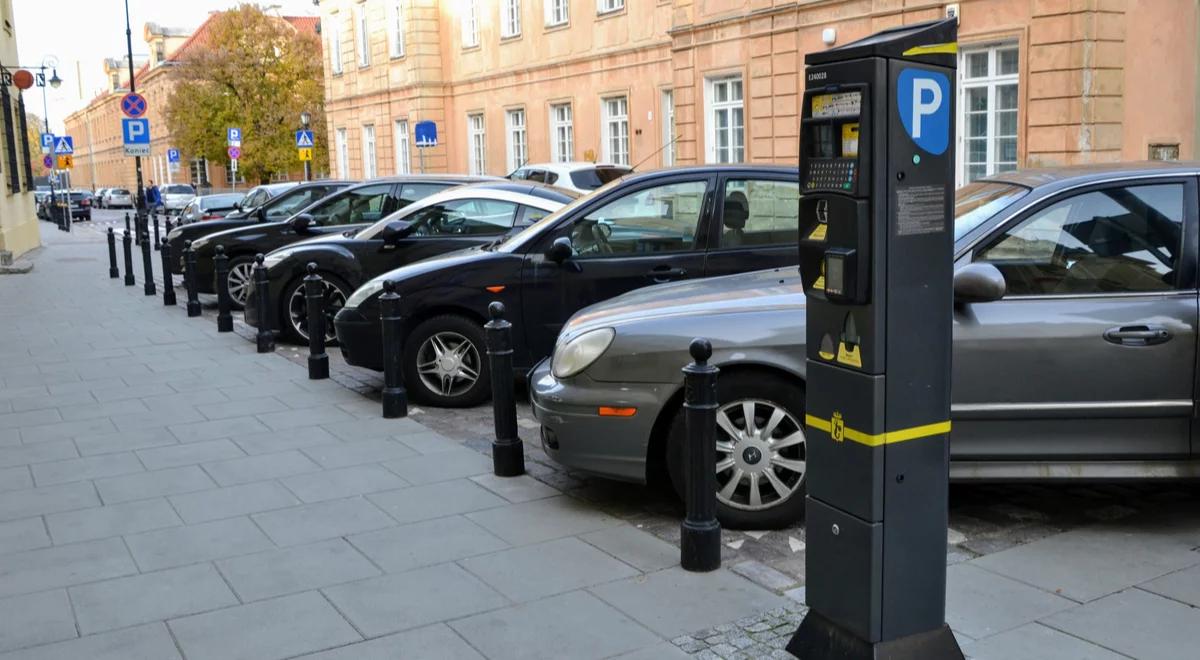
left=106, top=228, right=119, bottom=279
left=160, top=239, right=177, bottom=306
left=164, top=217, right=173, bottom=236
left=133, top=212, right=141, bottom=247
left=486, top=301, right=524, bottom=477
left=214, top=246, right=233, bottom=332
left=121, top=230, right=135, bottom=286
left=254, top=254, right=275, bottom=353
left=680, top=337, right=721, bottom=572
left=184, top=240, right=201, bottom=317
left=304, top=263, right=329, bottom=380
left=141, top=231, right=156, bottom=296
left=153, top=212, right=161, bottom=251
left=379, top=280, right=407, bottom=418
left=124, top=211, right=131, bottom=238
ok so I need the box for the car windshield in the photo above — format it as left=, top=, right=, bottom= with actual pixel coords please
left=202, top=194, right=244, bottom=209
left=113, top=189, right=130, bottom=195
left=164, top=184, right=194, bottom=195
left=954, top=181, right=1029, bottom=240
left=492, top=176, right=631, bottom=252
left=569, top=166, right=631, bottom=190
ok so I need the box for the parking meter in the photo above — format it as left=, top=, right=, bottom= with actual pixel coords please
left=789, top=19, right=963, bottom=659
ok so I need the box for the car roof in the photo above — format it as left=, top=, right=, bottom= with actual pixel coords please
left=360, top=174, right=500, bottom=185
left=402, top=182, right=573, bottom=212
left=254, top=182, right=300, bottom=192
left=518, top=162, right=632, bottom=172
left=981, top=161, right=1200, bottom=192
left=464, top=180, right=580, bottom=203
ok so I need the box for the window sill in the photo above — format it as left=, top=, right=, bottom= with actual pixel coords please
left=500, top=33, right=522, bottom=43
left=596, top=7, right=627, bottom=20
left=390, top=53, right=406, bottom=61
left=544, top=21, right=569, bottom=33
left=462, top=44, right=481, bottom=52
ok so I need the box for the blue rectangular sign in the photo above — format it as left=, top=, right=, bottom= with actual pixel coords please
left=53, top=136, right=74, bottom=154
left=414, top=120, right=437, bottom=148
left=167, top=148, right=181, bottom=163
left=227, top=127, right=242, bottom=144
left=295, top=130, right=314, bottom=148
left=122, top=119, right=150, bottom=144
left=40, top=133, right=54, bottom=152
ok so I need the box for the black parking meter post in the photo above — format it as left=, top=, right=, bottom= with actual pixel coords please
left=486, top=301, right=524, bottom=477
left=106, top=228, right=119, bottom=279
left=153, top=212, right=161, bottom=251
left=680, top=338, right=721, bottom=572
left=121, top=230, right=135, bottom=286
left=160, top=239, right=177, bottom=306
left=305, top=264, right=330, bottom=380
left=254, top=254, right=275, bottom=353
left=140, top=231, right=156, bottom=296
left=215, top=246, right=233, bottom=332
left=184, top=240, right=201, bottom=317
left=380, top=280, right=408, bottom=418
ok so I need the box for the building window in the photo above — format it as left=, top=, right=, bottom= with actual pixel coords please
left=506, top=109, right=527, bottom=173
left=330, top=17, right=343, bottom=74
left=461, top=0, right=479, bottom=48
left=602, top=96, right=630, bottom=165
left=110, top=73, right=120, bottom=90
left=362, top=125, right=377, bottom=178
left=960, top=44, right=1019, bottom=183
left=502, top=0, right=521, bottom=37
left=550, top=103, right=573, bottom=163
left=597, top=0, right=625, bottom=14
left=225, top=166, right=244, bottom=187
left=662, top=89, right=675, bottom=167
left=706, top=76, right=744, bottom=163
left=545, top=0, right=568, bottom=26
left=388, top=1, right=405, bottom=58
left=394, top=120, right=411, bottom=174
left=189, top=157, right=209, bottom=188
left=468, top=113, right=486, bottom=175
left=154, top=41, right=165, bottom=64
left=335, top=128, right=348, bottom=178
left=356, top=6, right=370, bottom=67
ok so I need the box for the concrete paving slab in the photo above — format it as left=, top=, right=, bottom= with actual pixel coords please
left=1140, top=563, right=1200, bottom=608
left=0, top=590, right=77, bottom=653
left=323, top=563, right=509, bottom=637
left=393, top=430, right=464, bottom=454
left=466, top=495, right=624, bottom=546
left=136, top=438, right=244, bottom=470
left=280, top=464, right=409, bottom=502
left=169, top=415, right=269, bottom=444
left=196, top=396, right=289, bottom=421
left=0, top=517, right=51, bottom=555
left=168, top=481, right=301, bottom=524
left=0, top=466, right=33, bottom=492
left=45, top=498, right=181, bottom=544
left=74, top=427, right=176, bottom=456
left=0, top=538, right=137, bottom=598
left=216, top=538, right=381, bottom=602
left=0, top=622, right=182, bottom=660
left=0, top=440, right=78, bottom=469
left=94, top=465, right=216, bottom=504
left=251, top=496, right=395, bottom=546
left=611, top=642, right=692, bottom=659
left=320, top=416, right=429, bottom=441
left=232, top=426, right=340, bottom=455
left=383, top=448, right=494, bottom=484
left=124, top=517, right=275, bottom=572
left=348, top=515, right=509, bottom=574
left=69, top=563, right=238, bottom=634
left=945, top=563, right=1076, bottom=639
left=294, top=623, right=484, bottom=660
left=301, top=438, right=418, bottom=469
left=168, top=591, right=361, bottom=660
left=30, top=452, right=144, bottom=486
left=201, top=449, right=321, bottom=486
left=469, top=473, right=560, bottom=503
left=20, top=418, right=117, bottom=444
left=451, top=590, right=661, bottom=660
left=367, top=479, right=506, bottom=524
left=256, top=405, right=356, bottom=431
left=0, top=481, right=98, bottom=522
left=461, top=536, right=639, bottom=602
left=578, top=526, right=681, bottom=573
left=961, top=622, right=1127, bottom=660
left=1042, top=587, right=1200, bottom=660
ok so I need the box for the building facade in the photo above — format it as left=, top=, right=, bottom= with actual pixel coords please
left=321, top=0, right=1199, bottom=185
left=0, top=0, right=39, bottom=259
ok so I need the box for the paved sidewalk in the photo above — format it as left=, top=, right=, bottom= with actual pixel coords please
left=0, top=224, right=792, bottom=658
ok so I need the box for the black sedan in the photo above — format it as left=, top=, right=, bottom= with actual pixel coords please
left=185, top=176, right=488, bottom=308
left=245, top=181, right=578, bottom=343
left=334, top=164, right=801, bottom=407
left=165, top=181, right=355, bottom=277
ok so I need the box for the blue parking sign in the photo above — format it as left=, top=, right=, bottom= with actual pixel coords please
left=414, top=121, right=437, bottom=148
left=167, top=148, right=181, bottom=163
left=40, top=133, right=54, bottom=154
left=227, top=128, right=242, bottom=145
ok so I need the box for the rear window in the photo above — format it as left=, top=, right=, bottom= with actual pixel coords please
left=164, top=184, right=195, bottom=195
left=570, top=166, right=631, bottom=190
left=113, top=189, right=130, bottom=195
left=201, top=195, right=244, bottom=209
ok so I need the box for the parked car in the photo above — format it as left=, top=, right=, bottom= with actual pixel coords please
left=178, top=193, right=247, bottom=224
left=159, top=183, right=197, bottom=214
left=245, top=181, right=579, bottom=344
left=164, top=181, right=356, bottom=274
left=102, top=188, right=134, bottom=209
left=334, top=165, right=800, bottom=407
left=530, top=161, right=1199, bottom=529
left=54, top=190, right=93, bottom=221
left=186, top=175, right=493, bottom=308
left=228, top=182, right=299, bottom=219
left=94, top=188, right=109, bottom=208
left=509, top=162, right=632, bottom=193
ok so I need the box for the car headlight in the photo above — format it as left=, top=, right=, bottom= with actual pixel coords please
left=190, top=237, right=210, bottom=252
left=345, top=278, right=386, bottom=309
left=263, top=250, right=293, bottom=269
left=552, top=328, right=615, bottom=379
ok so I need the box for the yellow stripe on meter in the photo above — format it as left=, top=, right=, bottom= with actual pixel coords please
left=902, top=42, right=958, bottom=56
left=805, top=414, right=951, bottom=447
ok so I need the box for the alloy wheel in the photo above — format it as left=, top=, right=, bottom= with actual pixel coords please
left=287, top=281, right=345, bottom=344
left=713, top=398, right=806, bottom=511
left=415, top=331, right=481, bottom=398
left=226, top=262, right=255, bottom=307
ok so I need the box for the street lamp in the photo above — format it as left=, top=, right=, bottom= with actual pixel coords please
left=300, top=111, right=311, bottom=181
left=48, top=69, right=61, bottom=89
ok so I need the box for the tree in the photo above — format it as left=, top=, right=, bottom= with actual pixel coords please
left=164, top=4, right=327, bottom=185
left=23, top=110, right=46, bottom=174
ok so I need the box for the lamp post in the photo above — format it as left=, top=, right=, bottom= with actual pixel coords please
left=124, top=0, right=146, bottom=217
left=1, top=59, right=65, bottom=227
left=300, top=111, right=311, bottom=182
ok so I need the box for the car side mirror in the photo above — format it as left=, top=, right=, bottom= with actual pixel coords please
left=290, top=213, right=315, bottom=232
left=545, top=236, right=574, bottom=263
left=380, top=220, right=414, bottom=243
left=953, top=263, right=1007, bottom=303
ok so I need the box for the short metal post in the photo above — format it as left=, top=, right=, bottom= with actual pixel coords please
left=254, top=254, right=275, bottom=353
left=680, top=337, right=721, bottom=572
left=124, top=211, right=131, bottom=238
left=134, top=212, right=141, bottom=247
left=486, top=301, right=525, bottom=476
left=380, top=280, right=407, bottom=418
left=106, top=228, right=119, bottom=278
left=121, top=230, right=135, bottom=286
left=184, top=240, right=201, bottom=317
left=305, top=263, right=329, bottom=380
left=140, top=231, right=156, bottom=296
left=164, top=217, right=173, bottom=237
left=153, top=212, right=161, bottom=251
left=215, top=245, right=233, bottom=332
left=160, top=239, right=177, bottom=306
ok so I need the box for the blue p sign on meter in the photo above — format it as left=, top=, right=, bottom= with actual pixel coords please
left=897, top=68, right=951, bottom=155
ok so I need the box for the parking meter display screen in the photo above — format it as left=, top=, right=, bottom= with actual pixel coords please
left=811, top=92, right=861, bottom=118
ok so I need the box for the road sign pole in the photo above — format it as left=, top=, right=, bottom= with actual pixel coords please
left=419, top=148, right=425, bottom=174
left=124, top=0, right=146, bottom=216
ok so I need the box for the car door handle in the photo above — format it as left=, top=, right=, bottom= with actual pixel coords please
left=648, top=266, right=688, bottom=282
left=1103, top=325, right=1171, bottom=346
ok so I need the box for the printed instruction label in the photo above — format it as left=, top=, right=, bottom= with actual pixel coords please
left=895, top=185, right=946, bottom=236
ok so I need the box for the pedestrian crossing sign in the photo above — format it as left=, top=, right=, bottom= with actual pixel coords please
left=56, top=155, right=74, bottom=170
left=295, top=130, right=314, bottom=148
left=298, top=148, right=313, bottom=162
left=54, top=136, right=74, bottom=155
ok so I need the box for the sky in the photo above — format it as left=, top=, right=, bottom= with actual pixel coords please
left=11, top=0, right=319, bottom=131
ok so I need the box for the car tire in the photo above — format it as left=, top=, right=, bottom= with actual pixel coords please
left=666, top=371, right=807, bottom=530
left=403, top=315, right=491, bottom=408
left=279, top=273, right=350, bottom=346
left=218, top=255, right=256, bottom=311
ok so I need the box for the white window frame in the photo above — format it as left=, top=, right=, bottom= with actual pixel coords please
left=330, top=16, right=343, bottom=74
left=468, top=113, right=486, bottom=175
left=550, top=103, right=573, bottom=163
left=957, top=43, right=1020, bottom=185
left=335, top=128, right=348, bottom=178
left=661, top=89, right=675, bottom=167
left=705, top=76, right=744, bottom=164
left=361, top=125, right=377, bottom=178
left=461, top=0, right=479, bottom=48
left=355, top=6, right=370, bottom=67
left=502, top=0, right=521, bottom=38
left=506, top=108, right=527, bottom=173
left=388, top=1, right=405, bottom=58
left=394, top=119, right=411, bottom=174
left=545, top=0, right=568, bottom=26
left=602, top=96, right=630, bottom=166
left=597, top=0, right=625, bottom=15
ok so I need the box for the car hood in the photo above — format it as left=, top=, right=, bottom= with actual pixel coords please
left=362, top=245, right=493, bottom=288
left=564, top=267, right=805, bottom=336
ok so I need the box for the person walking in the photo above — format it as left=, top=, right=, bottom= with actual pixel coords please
left=146, top=181, right=161, bottom=213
